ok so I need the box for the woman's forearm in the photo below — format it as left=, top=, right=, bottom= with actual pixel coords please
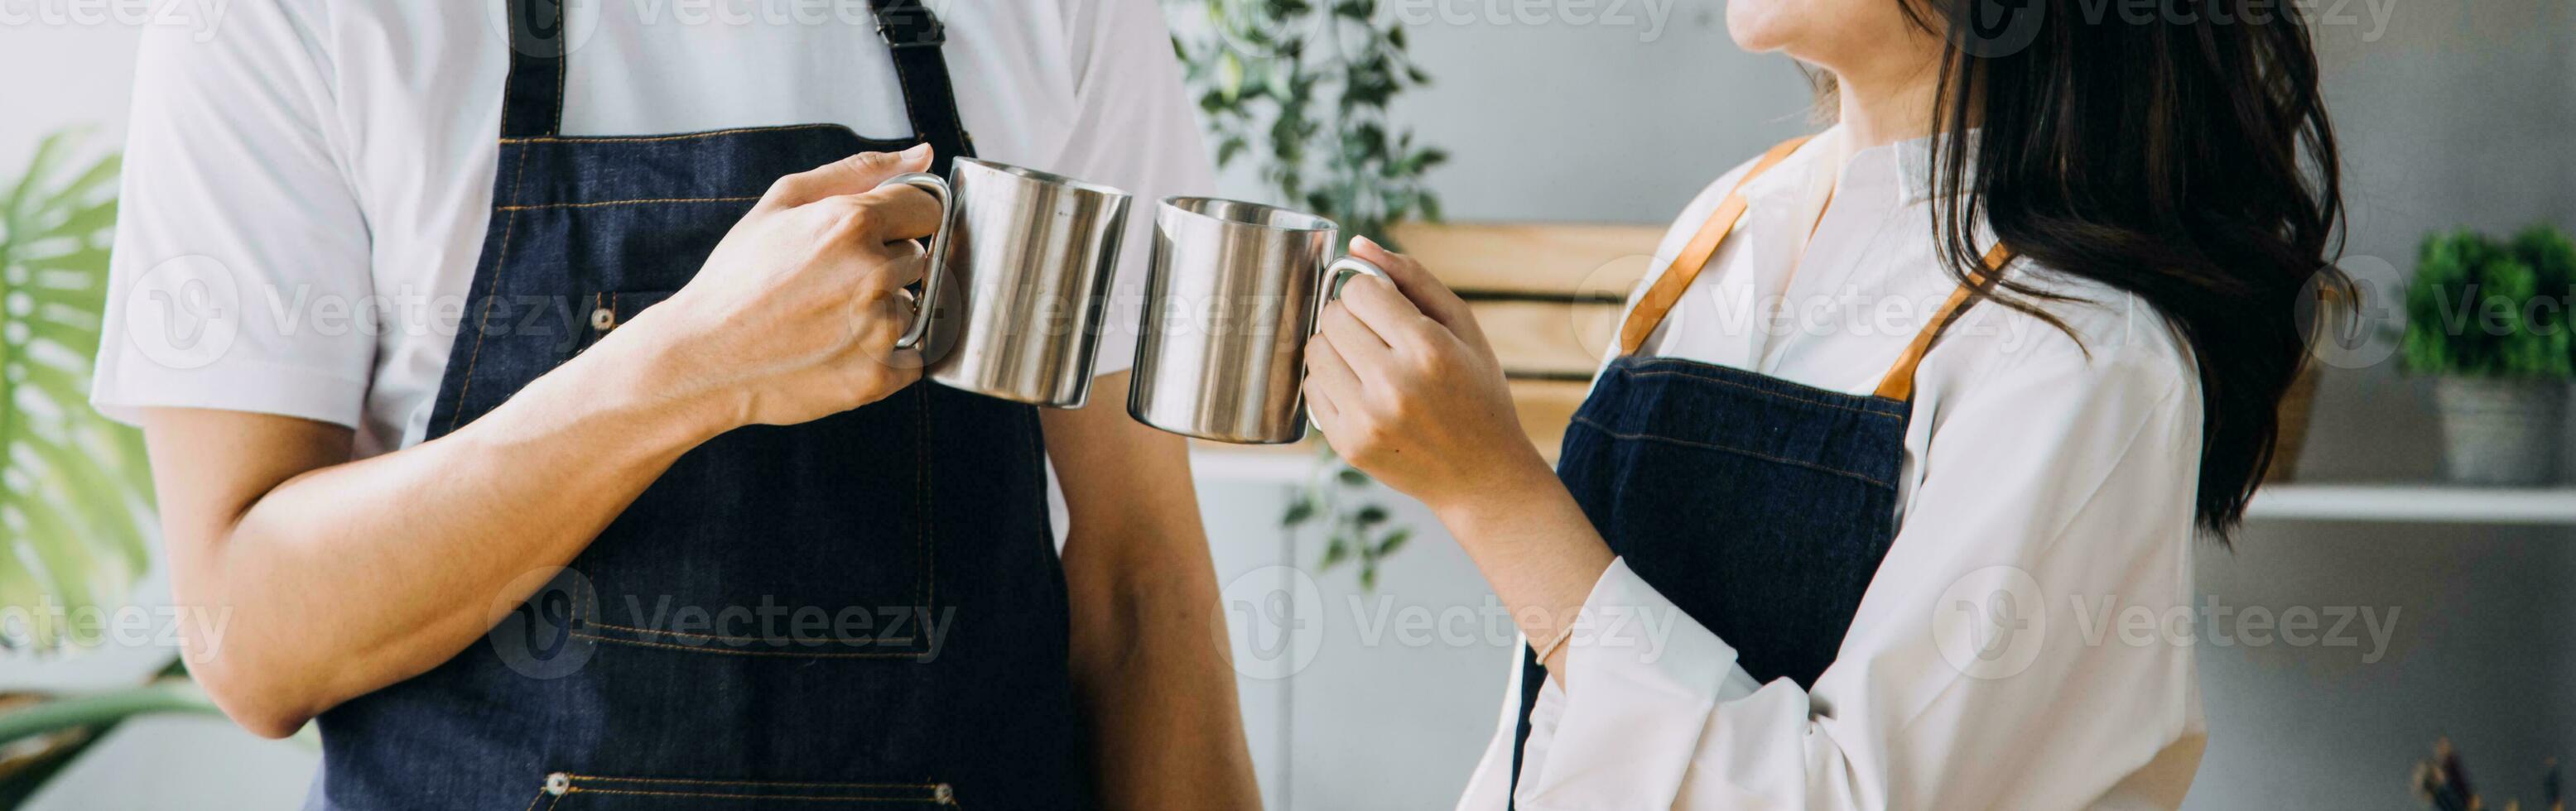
left=1432, top=455, right=1617, bottom=679
left=156, top=326, right=730, bottom=737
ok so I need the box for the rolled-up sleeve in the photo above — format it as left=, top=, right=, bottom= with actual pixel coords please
left=1510, top=338, right=2207, bottom=811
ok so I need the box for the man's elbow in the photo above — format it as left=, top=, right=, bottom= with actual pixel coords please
left=182, top=638, right=319, bottom=739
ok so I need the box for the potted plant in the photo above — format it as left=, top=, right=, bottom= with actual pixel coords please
left=2400, top=225, right=2576, bottom=485
left=1169, top=0, right=1447, bottom=588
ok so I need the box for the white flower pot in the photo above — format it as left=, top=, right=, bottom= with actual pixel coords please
left=2432, top=377, right=2566, bottom=485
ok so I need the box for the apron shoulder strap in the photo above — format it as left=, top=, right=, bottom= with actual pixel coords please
left=491, top=0, right=980, bottom=173
left=1870, top=243, right=2017, bottom=401
left=1616, top=136, right=1813, bottom=355
left=498, top=0, right=572, bottom=139
left=868, top=0, right=978, bottom=173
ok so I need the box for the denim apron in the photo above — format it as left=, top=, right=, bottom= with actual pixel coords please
left=309, top=2, right=1085, bottom=809
left=1506, top=137, right=2012, bottom=804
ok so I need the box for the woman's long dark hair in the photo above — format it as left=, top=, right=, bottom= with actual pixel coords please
left=1899, top=0, right=2345, bottom=535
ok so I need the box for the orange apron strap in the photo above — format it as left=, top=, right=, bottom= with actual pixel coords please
left=1616, top=136, right=1813, bottom=355
left=1871, top=243, right=2018, bottom=401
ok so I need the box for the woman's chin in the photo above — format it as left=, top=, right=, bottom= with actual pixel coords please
left=1722, top=9, right=1798, bottom=54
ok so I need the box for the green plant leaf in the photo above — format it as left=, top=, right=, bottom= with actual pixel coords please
left=1374, top=528, right=1411, bottom=556
left=0, top=132, right=156, bottom=652
left=1281, top=496, right=1317, bottom=526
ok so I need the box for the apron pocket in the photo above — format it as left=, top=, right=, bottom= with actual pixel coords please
left=559, top=279, right=942, bottom=660
left=528, top=772, right=958, bottom=809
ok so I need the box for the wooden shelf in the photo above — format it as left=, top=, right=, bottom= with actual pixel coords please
left=2246, top=483, right=2576, bottom=525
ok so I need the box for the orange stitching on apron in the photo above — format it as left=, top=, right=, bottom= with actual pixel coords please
left=448, top=142, right=537, bottom=433
left=495, top=195, right=764, bottom=212
left=519, top=789, right=547, bottom=811
left=541, top=794, right=563, bottom=811
left=571, top=631, right=925, bottom=659
left=549, top=0, right=565, bottom=136
left=1611, top=368, right=1905, bottom=418
left=566, top=789, right=931, bottom=802
left=1568, top=415, right=1894, bottom=489
left=499, top=122, right=858, bottom=145
left=563, top=775, right=940, bottom=789
left=575, top=615, right=916, bottom=646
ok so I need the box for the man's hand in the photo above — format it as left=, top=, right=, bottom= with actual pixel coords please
left=644, top=144, right=943, bottom=429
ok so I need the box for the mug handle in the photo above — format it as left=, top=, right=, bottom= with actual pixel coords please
left=877, top=171, right=955, bottom=351
left=1312, top=254, right=1389, bottom=342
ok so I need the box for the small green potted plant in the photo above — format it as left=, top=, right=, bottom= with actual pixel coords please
left=2400, top=225, right=2576, bottom=485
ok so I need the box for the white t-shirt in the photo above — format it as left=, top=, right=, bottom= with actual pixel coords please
left=93, top=0, right=1214, bottom=458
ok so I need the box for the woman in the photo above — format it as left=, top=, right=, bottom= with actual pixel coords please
left=1307, top=0, right=2340, bottom=807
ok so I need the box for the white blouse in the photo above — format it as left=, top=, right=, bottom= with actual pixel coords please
left=1457, top=127, right=2209, bottom=810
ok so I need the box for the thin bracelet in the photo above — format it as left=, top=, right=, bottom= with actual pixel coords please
left=1531, top=621, right=1579, bottom=665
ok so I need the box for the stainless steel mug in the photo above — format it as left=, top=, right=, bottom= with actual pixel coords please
left=1129, top=197, right=1387, bottom=444
left=879, top=158, right=1133, bottom=408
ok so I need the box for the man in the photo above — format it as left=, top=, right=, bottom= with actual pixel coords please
left=92, top=0, right=1254, bottom=808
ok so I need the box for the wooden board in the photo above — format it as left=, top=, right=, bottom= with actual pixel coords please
left=1389, top=221, right=1664, bottom=298
left=1471, top=299, right=1623, bottom=378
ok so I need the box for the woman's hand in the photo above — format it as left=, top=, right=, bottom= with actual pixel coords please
left=1302, top=238, right=1557, bottom=517
left=619, top=145, right=942, bottom=432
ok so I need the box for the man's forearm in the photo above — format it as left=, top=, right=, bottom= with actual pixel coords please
left=1067, top=565, right=1258, bottom=809
left=1043, top=377, right=1259, bottom=809
left=153, top=326, right=729, bottom=737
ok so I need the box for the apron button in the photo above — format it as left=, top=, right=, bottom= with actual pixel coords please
left=932, top=783, right=955, bottom=805
left=544, top=772, right=571, bottom=796
left=589, top=307, right=616, bottom=331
